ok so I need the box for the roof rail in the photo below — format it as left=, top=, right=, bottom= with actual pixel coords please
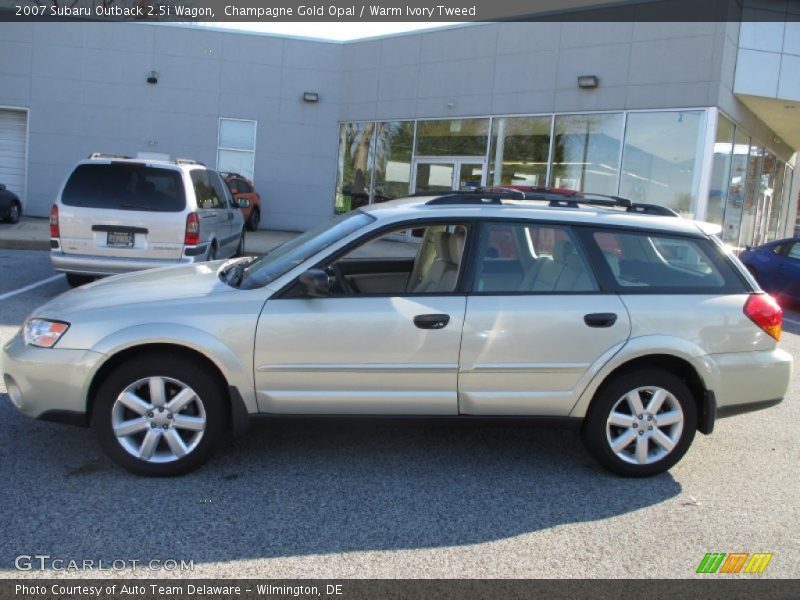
left=626, top=203, right=680, bottom=217
left=175, top=158, right=204, bottom=166
left=424, top=193, right=507, bottom=205
left=88, top=152, right=133, bottom=160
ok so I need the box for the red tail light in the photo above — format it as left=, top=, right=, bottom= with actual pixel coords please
left=184, top=212, right=200, bottom=246
left=744, top=293, right=782, bottom=341
left=49, top=205, right=59, bottom=238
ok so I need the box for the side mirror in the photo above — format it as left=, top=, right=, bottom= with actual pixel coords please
left=298, top=269, right=331, bottom=297
left=237, top=198, right=250, bottom=208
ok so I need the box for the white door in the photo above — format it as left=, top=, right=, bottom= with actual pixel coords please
left=411, top=158, right=486, bottom=194
left=0, top=109, right=27, bottom=203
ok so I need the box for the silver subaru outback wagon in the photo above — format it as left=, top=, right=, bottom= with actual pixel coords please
left=2, top=191, right=791, bottom=477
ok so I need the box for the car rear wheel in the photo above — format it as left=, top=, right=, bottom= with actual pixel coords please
left=6, top=201, right=21, bottom=223
left=66, top=273, right=94, bottom=287
left=92, top=353, right=226, bottom=476
left=582, top=368, right=697, bottom=477
left=235, top=229, right=245, bottom=256
left=207, top=242, right=218, bottom=261
left=247, top=207, right=260, bottom=231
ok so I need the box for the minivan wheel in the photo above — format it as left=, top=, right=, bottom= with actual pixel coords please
left=582, top=369, right=697, bottom=477
left=235, top=230, right=245, bottom=256
left=207, top=242, right=217, bottom=261
left=66, top=273, right=94, bottom=287
left=92, top=354, right=226, bottom=476
left=247, top=207, right=260, bottom=231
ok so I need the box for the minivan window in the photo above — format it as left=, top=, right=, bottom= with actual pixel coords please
left=61, top=164, right=185, bottom=212
left=593, top=230, right=737, bottom=290
left=191, top=170, right=224, bottom=209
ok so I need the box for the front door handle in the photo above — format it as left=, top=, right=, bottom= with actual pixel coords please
left=584, top=313, right=617, bottom=328
left=413, top=314, right=450, bottom=330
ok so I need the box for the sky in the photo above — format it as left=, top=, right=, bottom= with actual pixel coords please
left=199, top=22, right=460, bottom=41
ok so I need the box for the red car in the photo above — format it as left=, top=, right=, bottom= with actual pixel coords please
left=223, top=173, right=262, bottom=231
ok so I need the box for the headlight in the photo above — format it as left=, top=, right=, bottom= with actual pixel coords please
left=23, top=319, right=70, bottom=348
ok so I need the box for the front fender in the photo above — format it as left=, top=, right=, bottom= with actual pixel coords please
left=568, top=335, right=716, bottom=418
left=87, top=323, right=257, bottom=414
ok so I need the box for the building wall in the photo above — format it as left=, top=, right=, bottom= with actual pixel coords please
left=0, top=19, right=797, bottom=233
left=0, top=21, right=342, bottom=230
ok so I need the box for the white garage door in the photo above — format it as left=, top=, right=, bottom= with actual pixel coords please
left=0, top=109, right=27, bottom=203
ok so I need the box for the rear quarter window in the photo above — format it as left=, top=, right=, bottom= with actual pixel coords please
left=61, top=163, right=185, bottom=212
left=588, top=229, right=747, bottom=293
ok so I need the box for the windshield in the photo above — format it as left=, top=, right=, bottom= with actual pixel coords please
left=239, top=211, right=376, bottom=289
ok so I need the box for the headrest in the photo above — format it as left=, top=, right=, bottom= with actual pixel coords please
left=433, top=232, right=453, bottom=264
left=553, top=239, right=574, bottom=263
left=449, top=229, right=466, bottom=263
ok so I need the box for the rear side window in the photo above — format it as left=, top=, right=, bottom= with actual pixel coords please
left=62, top=164, right=185, bottom=212
left=191, top=170, right=223, bottom=209
left=474, top=222, right=597, bottom=293
left=591, top=229, right=746, bottom=292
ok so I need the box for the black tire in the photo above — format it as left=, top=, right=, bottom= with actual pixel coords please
left=207, top=242, right=218, bottom=261
left=235, top=229, right=245, bottom=257
left=91, top=353, right=227, bottom=477
left=582, top=368, right=697, bottom=477
left=247, top=207, right=260, bottom=232
left=66, top=273, right=95, bottom=287
left=6, top=201, right=21, bottom=224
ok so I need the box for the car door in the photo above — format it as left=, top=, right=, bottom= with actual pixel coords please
left=189, top=169, right=225, bottom=255
left=253, top=221, right=471, bottom=415
left=208, top=170, right=239, bottom=254
left=773, top=242, right=800, bottom=300
left=458, top=221, right=631, bottom=416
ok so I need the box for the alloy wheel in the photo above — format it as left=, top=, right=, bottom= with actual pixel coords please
left=111, top=376, right=206, bottom=463
left=605, top=386, right=684, bottom=465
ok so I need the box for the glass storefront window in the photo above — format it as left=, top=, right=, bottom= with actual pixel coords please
left=415, top=118, right=489, bottom=156
left=767, top=161, right=787, bottom=241
left=488, top=116, right=551, bottom=187
left=753, top=152, right=777, bottom=246
left=373, top=121, right=414, bottom=203
left=619, top=111, right=704, bottom=216
left=738, top=145, right=764, bottom=249
left=335, top=122, right=375, bottom=215
left=550, top=113, right=622, bottom=195
left=721, top=130, right=750, bottom=245
left=706, top=115, right=735, bottom=227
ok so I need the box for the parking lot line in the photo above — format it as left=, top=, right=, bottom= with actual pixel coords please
left=0, top=274, right=63, bottom=301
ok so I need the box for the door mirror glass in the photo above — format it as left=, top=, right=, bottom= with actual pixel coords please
left=299, top=269, right=331, bottom=297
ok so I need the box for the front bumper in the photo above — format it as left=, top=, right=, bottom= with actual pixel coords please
left=1, top=334, right=105, bottom=420
left=50, top=246, right=209, bottom=276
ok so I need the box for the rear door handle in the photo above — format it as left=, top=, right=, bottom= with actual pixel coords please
left=413, top=314, right=450, bottom=330
left=584, top=313, right=617, bottom=328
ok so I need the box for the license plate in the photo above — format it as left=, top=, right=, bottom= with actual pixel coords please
left=106, top=231, right=134, bottom=247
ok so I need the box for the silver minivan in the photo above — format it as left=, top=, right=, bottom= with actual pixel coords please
left=50, top=153, right=246, bottom=286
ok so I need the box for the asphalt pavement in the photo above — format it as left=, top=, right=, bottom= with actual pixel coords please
left=0, top=249, right=798, bottom=579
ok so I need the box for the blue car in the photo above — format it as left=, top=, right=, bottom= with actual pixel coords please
left=740, top=238, right=800, bottom=305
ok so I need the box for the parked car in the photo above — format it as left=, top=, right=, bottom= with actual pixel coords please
left=223, top=172, right=262, bottom=231
left=3, top=190, right=790, bottom=477
left=0, top=183, right=22, bottom=224
left=50, top=153, right=246, bottom=287
left=740, top=237, right=800, bottom=305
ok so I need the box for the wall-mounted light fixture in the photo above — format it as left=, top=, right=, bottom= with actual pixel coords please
left=577, top=75, right=599, bottom=89
left=303, top=91, right=319, bottom=103
left=146, top=71, right=158, bottom=85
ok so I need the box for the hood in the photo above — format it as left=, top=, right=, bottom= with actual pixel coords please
left=36, top=261, right=235, bottom=318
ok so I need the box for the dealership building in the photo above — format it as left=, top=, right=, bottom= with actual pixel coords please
left=1, top=4, right=799, bottom=250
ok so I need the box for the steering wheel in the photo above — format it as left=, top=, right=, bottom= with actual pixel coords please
left=327, top=263, right=357, bottom=294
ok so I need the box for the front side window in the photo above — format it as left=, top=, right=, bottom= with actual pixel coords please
left=474, top=222, right=597, bottom=293
left=592, top=230, right=743, bottom=291
left=322, top=223, right=469, bottom=295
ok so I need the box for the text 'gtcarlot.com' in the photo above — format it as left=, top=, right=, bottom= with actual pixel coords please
left=14, top=554, right=193, bottom=571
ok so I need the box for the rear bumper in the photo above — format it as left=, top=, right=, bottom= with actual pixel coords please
left=50, top=246, right=209, bottom=276
left=707, top=348, right=791, bottom=415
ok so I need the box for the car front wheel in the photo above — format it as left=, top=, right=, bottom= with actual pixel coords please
left=582, top=368, right=697, bottom=477
left=92, top=354, right=226, bottom=476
